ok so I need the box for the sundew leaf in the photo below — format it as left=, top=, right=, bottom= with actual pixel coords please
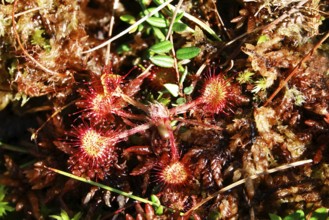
left=176, top=47, right=201, bottom=60
left=149, top=40, right=173, bottom=54
left=150, top=55, right=174, bottom=68
left=146, top=17, right=168, bottom=28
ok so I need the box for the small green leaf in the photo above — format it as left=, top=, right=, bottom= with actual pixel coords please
left=152, top=27, right=165, bottom=40
left=151, top=194, right=161, bottom=205
left=257, top=35, right=269, bottom=44
left=50, top=210, right=81, bottom=220
left=149, top=40, right=173, bottom=54
left=0, top=202, right=15, bottom=217
left=310, top=207, right=328, bottom=220
left=31, top=29, right=50, bottom=50
left=172, top=22, right=188, bottom=32
left=117, top=44, right=131, bottom=54
left=155, top=205, right=164, bottom=215
left=141, top=0, right=152, bottom=6
left=158, top=97, right=171, bottom=105
left=150, top=55, right=174, bottom=68
left=283, top=210, right=304, bottom=220
left=179, top=66, right=188, bottom=86
left=143, top=7, right=160, bottom=17
left=208, top=210, right=221, bottom=220
left=150, top=194, right=164, bottom=215
left=164, top=83, right=179, bottom=97
left=120, top=15, right=136, bottom=24
left=153, top=0, right=165, bottom=5
left=176, top=47, right=201, bottom=60
left=183, top=85, right=194, bottom=95
left=176, top=97, right=186, bottom=105
left=269, top=213, right=282, bottom=220
left=138, top=23, right=144, bottom=32
left=175, top=12, right=184, bottom=22
left=0, top=185, right=14, bottom=217
left=237, top=71, right=254, bottom=84
left=146, top=17, right=168, bottom=28
left=72, top=212, right=82, bottom=220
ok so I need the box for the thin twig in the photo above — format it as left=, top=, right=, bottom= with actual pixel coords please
left=165, top=0, right=183, bottom=40
left=187, top=62, right=207, bottom=94
left=0, top=141, right=29, bottom=154
left=212, top=1, right=232, bottom=40
left=105, top=0, right=119, bottom=65
left=166, top=3, right=221, bottom=41
left=165, top=0, right=183, bottom=87
left=31, top=100, right=76, bottom=141
left=4, top=6, right=44, bottom=21
left=170, top=35, right=180, bottom=89
left=111, top=122, right=152, bottom=142
left=137, top=64, right=153, bottom=79
left=46, top=166, right=167, bottom=209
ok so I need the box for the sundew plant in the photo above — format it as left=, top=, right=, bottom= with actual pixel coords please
left=0, top=0, right=329, bottom=219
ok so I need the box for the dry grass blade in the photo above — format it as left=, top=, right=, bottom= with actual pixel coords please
left=31, top=100, right=76, bottom=141
left=105, top=0, right=119, bottom=65
left=4, top=6, right=44, bottom=21
left=165, top=0, right=183, bottom=40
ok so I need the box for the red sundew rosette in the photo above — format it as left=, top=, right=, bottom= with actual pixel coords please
left=67, top=125, right=117, bottom=180
left=171, top=74, right=242, bottom=116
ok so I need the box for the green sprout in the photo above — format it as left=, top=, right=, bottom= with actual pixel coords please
left=50, top=210, right=82, bottom=220
left=0, top=185, right=15, bottom=217
left=31, top=29, right=51, bottom=50
left=237, top=71, right=255, bottom=84
left=269, top=207, right=328, bottom=220
left=252, top=78, right=268, bottom=93
left=284, top=86, right=305, bottom=106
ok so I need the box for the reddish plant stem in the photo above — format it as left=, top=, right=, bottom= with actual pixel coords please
left=112, top=122, right=151, bottom=143
left=170, top=99, right=202, bottom=115
left=113, top=110, right=146, bottom=121
left=168, top=125, right=179, bottom=161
